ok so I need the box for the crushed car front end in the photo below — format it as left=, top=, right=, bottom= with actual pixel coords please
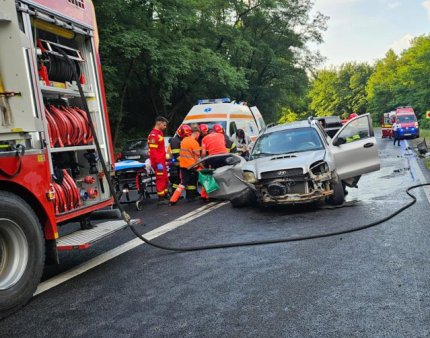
left=242, top=153, right=336, bottom=206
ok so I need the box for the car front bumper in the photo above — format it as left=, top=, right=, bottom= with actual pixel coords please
left=254, top=171, right=334, bottom=205
left=258, top=188, right=334, bottom=205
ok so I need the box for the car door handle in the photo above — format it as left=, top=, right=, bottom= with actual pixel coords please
left=363, top=142, right=374, bottom=148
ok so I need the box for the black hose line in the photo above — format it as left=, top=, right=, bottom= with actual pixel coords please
left=59, top=47, right=429, bottom=253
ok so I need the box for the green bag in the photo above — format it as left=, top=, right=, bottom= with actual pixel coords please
left=198, top=169, right=219, bottom=193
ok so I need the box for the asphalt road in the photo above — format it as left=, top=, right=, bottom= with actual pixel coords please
left=2, top=136, right=430, bottom=337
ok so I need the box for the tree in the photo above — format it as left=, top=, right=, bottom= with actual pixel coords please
left=366, top=35, right=430, bottom=125
left=366, top=49, right=400, bottom=122
left=308, top=62, right=373, bottom=118
left=92, top=0, right=327, bottom=145
left=396, top=35, right=430, bottom=119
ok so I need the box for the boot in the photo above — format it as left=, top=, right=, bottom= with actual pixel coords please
left=186, top=189, right=198, bottom=201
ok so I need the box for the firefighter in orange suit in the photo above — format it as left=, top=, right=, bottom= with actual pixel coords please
left=179, top=126, right=201, bottom=199
left=148, top=116, right=169, bottom=203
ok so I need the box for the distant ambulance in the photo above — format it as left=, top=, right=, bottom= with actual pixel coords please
left=182, top=98, right=266, bottom=141
left=394, top=106, right=419, bottom=139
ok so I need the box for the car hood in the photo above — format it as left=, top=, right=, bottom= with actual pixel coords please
left=244, top=149, right=326, bottom=178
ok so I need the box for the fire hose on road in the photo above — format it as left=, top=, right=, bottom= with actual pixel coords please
left=58, top=47, right=430, bottom=253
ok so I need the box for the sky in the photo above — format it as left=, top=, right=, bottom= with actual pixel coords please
left=311, top=0, right=430, bottom=67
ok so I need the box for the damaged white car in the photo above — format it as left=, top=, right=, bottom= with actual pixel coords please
left=201, top=114, right=380, bottom=207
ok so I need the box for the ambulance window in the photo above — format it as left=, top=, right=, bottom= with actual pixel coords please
left=229, top=121, right=237, bottom=136
left=258, top=118, right=266, bottom=130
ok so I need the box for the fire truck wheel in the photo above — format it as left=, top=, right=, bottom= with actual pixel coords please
left=0, top=191, right=45, bottom=319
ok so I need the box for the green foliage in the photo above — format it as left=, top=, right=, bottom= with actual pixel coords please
left=92, top=0, right=327, bottom=145
left=308, top=62, right=373, bottom=118
left=366, top=35, right=430, bottom=124
left=278, top=108, right=309, bottom=123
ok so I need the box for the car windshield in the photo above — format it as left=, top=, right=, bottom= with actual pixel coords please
left=397, top=115, right=416, bottom=123
left=124, top=139, right=147, bottom=151
left=251, top=127, right=324, bottom=158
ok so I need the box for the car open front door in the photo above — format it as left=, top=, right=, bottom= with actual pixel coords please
left=329, top=114, right=380, bottom=180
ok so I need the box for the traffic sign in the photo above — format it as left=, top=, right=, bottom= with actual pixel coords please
left=427, top=111, right=430, bottom=119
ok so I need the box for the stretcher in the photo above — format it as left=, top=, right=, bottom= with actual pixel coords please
left=113, top=160, right=157, bottom=210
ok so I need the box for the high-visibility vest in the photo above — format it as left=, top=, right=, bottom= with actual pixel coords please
left=346, top=134, right=360, bottom=143
left=179, top=136, right=200, bottom=168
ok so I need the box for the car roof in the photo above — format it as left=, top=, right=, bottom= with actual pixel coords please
left=265, top=120, right=313, bottom=133
left=316, top=116, right=341, bottom=122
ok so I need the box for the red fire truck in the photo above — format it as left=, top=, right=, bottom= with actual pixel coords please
left=381, top=111, right=395, bottom=138
left=0, top=0, right=130, bottom=317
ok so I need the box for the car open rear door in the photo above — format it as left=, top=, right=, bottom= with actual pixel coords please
left=329, top=114, right=380, bottom=180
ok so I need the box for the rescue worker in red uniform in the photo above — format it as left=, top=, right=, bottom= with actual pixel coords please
left=148, top=116, right=169, bottom=204
left=202, top=124, right=229, bottom=169
left=198, top=123, right=209, bottom=145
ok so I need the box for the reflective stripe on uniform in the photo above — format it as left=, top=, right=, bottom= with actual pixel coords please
left=186, top=185, right=197, bottom=190
left=172, top=149, right=180, bottom=154
left=149, top=144, right=158, bottom=148
left=346, top=134, right=360, bottom=143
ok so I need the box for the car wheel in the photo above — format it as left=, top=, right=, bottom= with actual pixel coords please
left=231, top=189, right=255, bottom=208
left=327, top=180, right=345, bottom=206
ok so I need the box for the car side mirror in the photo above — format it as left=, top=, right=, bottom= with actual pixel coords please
left=333, top=137, right=346, bottom=146
left=225, top=156, right=241, bottom=166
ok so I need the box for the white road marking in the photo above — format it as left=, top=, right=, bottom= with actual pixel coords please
left=404, top=140, right=430, bottom=204
left=35, top=201, right=228, bottom=296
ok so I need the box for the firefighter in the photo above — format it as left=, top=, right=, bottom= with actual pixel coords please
left=168, top=125, right=191, bottom=190
left=148, top=116, right=169, bottom=204
left=198, top=123, right=209, bottom=145
left=179, top=126, right=201, bottom=200
left=201, top=124, right=228, bottom=169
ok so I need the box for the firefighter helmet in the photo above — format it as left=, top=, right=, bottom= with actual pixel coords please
left=212, top=124, right=224, bottom=134
left=176, top=125, right=185, bottom=138
left=199, top=123, right=209, bottom=135
left=179, top=124, right=192, bottom=137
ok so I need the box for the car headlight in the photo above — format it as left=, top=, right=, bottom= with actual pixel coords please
left=243, top=171, right=257, bottom=183
left=311, top=161, right=329, bottom=175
